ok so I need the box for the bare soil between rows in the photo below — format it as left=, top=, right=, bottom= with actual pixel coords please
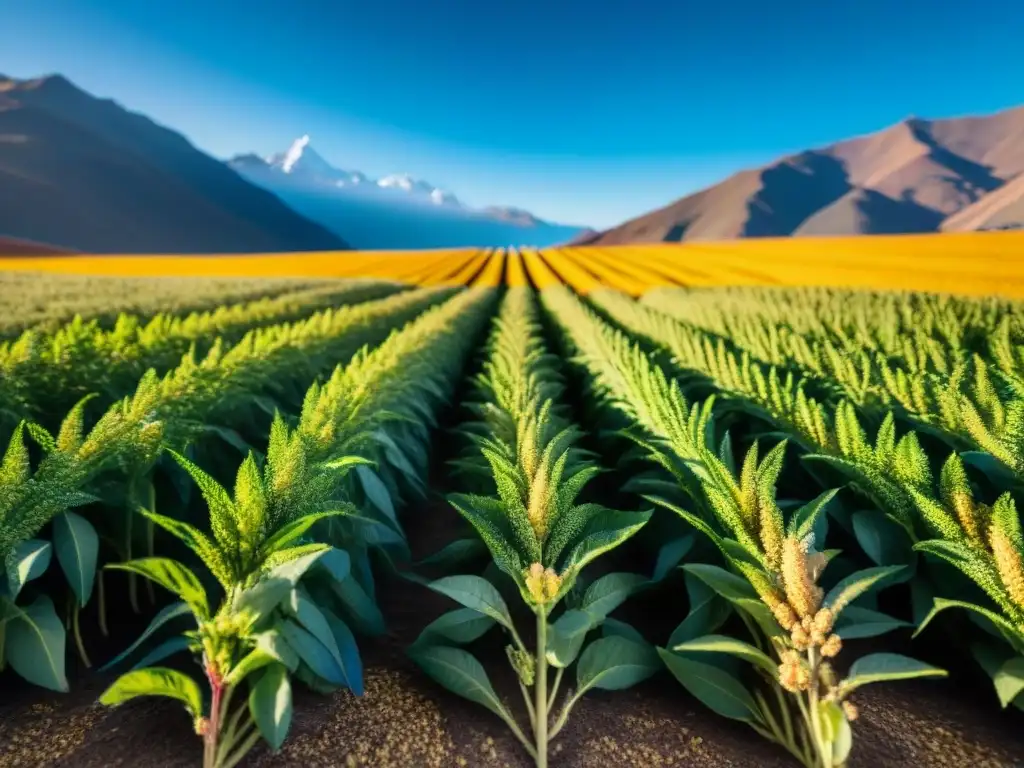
left=2, top=495, right=1023, bottom=768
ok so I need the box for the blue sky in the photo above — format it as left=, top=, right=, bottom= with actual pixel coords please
left=4, top=0, right=1023, bottom=228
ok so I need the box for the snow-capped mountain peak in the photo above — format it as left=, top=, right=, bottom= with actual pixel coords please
left=232, top=136, right=567, bottom=223
left=266, top=135, right=345, bottom=183
left=279, top=134, right=310, bottom=173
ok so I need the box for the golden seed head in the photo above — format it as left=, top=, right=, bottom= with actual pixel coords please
left=790, top=624, right=811, bottom=651
left=990, top=524, right=1024, bottom=609
left=811, top=630, right=828, bottom=646
left=842, top=701, right=859, bottom=721
left=524, top=562, right=562, bottom=605
left=782, top=536, right=823, bottom=619
left=821, top=634, right=843, bottom=658
left=525, top=466, right=552, bottom=543
left=779, top=656, right=811, bottom=693
left=758, top=499, right=784, bottom=569
left=771, top=601, right=798, bottom=631
left=952, top=491, right=985, bottom=542
left=811, top=608, right=835, bottom=635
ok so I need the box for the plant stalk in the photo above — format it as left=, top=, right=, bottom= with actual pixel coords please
left=534, top=608, right=549, bottom=768
left=72, top=602, right=91, bottom=668
left=97, top=570, right=109, bottom=637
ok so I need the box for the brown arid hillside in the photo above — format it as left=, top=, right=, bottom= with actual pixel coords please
left=584, top=105, right=1024, bottom=245
left=0, top=234, right=78, bottom=255
left=941, top=172, right=1024, bottom=232
left=0, top=74, right=348, bottom=253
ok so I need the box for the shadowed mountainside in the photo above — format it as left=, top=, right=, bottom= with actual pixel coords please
left=583, top=105, right=1024, bottom=244
left=0, top=74, right=348, bottom=253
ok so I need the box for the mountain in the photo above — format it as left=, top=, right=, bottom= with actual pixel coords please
left=941, top=172, right=1024, bottom=232
left=229, top=138, right=586, bottom=249
left=0, top=234, right=78, bottom=255
left=0, top=75, right=347, bottom=253
left=584, top=105, right=1024, bottom=245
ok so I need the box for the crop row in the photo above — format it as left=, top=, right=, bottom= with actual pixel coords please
left=0, top=279, right=406, bottom=434
left=0, top=271, right=328, bottom=340
left=2, top=277, right=1023, bottom=768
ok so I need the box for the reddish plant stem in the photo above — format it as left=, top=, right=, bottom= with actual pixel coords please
left=204, top=664, right=224, bottom=768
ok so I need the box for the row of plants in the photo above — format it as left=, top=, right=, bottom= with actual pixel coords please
left=0, top=272, right=327, bottom=340
left=96, top=286, right=499, bottom=768
left=0, top=278, right=405, bottom=433
left=2, top=280, right=1022, bottom=767
left=594, top=289, right=1019, bottom=467
left=0, top=285, right=457, bottom=693
left=542, top=285, right=952, bottom=767
left=587, top=288, right=1024, bottom=713
left=407, top=287, right=655, bottom=767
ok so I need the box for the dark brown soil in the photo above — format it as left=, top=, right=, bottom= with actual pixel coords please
left=2, top=499, right=1023, bottom=768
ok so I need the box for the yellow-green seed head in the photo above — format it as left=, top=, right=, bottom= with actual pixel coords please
left=782, top=536, right=823, bottom=619
left=990, top=524, right=1024, bottom=609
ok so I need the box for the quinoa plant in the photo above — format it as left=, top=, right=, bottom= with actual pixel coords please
left=543, top=286, right=947, bottom=768
left=410, top=289, right=655, bottom=768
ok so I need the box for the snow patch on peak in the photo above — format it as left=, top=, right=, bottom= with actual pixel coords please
left=431, top=188, right=460, bottom=206
left=280, top=135, right=311, bottom=173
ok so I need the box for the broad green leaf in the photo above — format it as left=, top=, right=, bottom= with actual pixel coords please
left=250, top=664, right=293, bottom=751
left=100, top=667, right=202, bottom=718
left=233, top=577, right=292, bottom=619
left=4, top=539, right=52, bottom=599
left=254, top=628, right=300, bottom=672
left=961, top=451, right=1020, bottom=487
left=658, top=648, right=759, bottom=723
left=407, top=644, right=512, bottom=720
left=822, top=565, right=904, bottom=616
left=333, top=573, right=386, bottom=636
left=576, top=635, right=661, bottom=693
left=851, top=510, right=914, bottom=569
left=267, top=548, right=328, bottom=584
left=994, top=657, right=1024, bottom=709
left=287, top=589, right=347, bottom=676
left=107, top=558, right=209, bottom=620
left=841, top=653, right=947, bottom=695
left=355, top=465, right=397, bottom=523
left=279, top=619, right=345, bottom=686
left=547, top=610, right=594, bottom=668
left=673, top=635, right=777, bottom=678
left=581, top=572, right=647, bottom=621
left=5, top=595, right=67, bottom=691
left=415, top=538, right=488, bottom=570
left=822, top=700, right=852, bottom=764
left=426, top=575, right=514, bottom=631
left=682, top=563, right=758, bottom=603
left=602, top=618, right=646, bottom=643
left=53, top=512, right=99, bottom=607
left=728, top=596, right=783, bottom=638
left=315, top=548, right=352, bottom=586
left=129, top=636, right=192, bottom=671
left=99, top=602, right=194, bottom=672
left=668, top=571, right=732, bottom=647
left=651, top=536, right=694, bottom=583
left=416, top=608, right=496, bottom=646
left=834, top=606, right=911, bottom=640
left=322, top=608, right=364, bottom=695
left=225, top=648, right=277, bottom=687
left=558, top=507, right=652, bottom=586
left=914, top=597, right=1023, bottom=641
